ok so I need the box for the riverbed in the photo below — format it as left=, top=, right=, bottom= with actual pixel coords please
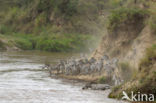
left=0, top=51, right=127, bottom=103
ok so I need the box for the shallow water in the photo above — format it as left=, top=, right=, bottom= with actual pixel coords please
left=0, top=51, right=127, bottom=103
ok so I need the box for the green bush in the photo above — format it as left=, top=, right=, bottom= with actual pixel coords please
left=0, top=25, right=13, bottom=34
left=35, top=34, right=90, bottom=52
left=3, top=7, right=19, bottom=24
left=9, top=33, right=93, bottom=52
left=0, top=25, right=8, bottom=34
left=37, top=0, right=78, bottom=18
left=35, top=38, right=68, bottom=52
left=15, top=38, right=33, bottom=50
left=34, top=13, right=47, bottom=26
left=108, top=0, right=123, bottom=8
left=107, top=7, right=149, bottom=31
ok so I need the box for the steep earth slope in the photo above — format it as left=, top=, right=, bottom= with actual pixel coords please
left=91, top=0, right=156, bottom=101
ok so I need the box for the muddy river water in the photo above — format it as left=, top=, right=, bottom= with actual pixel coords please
left=0, top=51, right=127, bottom=103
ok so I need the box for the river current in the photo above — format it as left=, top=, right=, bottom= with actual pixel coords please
left=0, top=51, right=127, bottom=103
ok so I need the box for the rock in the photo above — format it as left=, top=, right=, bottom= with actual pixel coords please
left=91, top=84, right=110, bottom=90
left=82, top=83, right=110, bottom=90
left=82, top=82, right=92, bottom=90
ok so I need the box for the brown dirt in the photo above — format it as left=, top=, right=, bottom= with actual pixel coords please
left=92, top=25, right=155, bottom=69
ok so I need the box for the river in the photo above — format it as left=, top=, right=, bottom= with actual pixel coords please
left=0, top=51, right=127, bottom=103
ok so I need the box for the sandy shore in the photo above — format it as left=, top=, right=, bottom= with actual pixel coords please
left=53, top=74, right=102, bottom=83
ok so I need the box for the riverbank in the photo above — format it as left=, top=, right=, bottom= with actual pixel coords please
left=51, top=74, right=114, bottom=91
left=56, top=74, right=100, bottom=83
